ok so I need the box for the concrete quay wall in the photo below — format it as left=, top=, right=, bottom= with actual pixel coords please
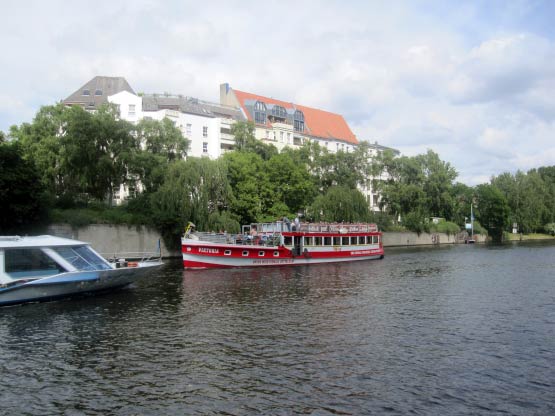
left=383, top=231, right=487, bottom=247
left=47, top=223, right=181, bottom=259
left=47, top=224, right=485, bottom=259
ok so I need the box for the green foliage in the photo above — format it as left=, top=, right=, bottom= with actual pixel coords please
left=376, top=149, right=457, bottom=221
left=368, top=212, right=396, bottom=232
left=265, top=152, right=316, bottom=215
left=231, top=121, right=278, bottom=160
left=544, top=223, right=555, bottom=236
left=130, top=117, right=189, bottom=195
left=12, top=101, right=555, bottom=244
left=475, top=184, right=510, bottom=242
left=429, top=221, right=460, bottom=235
left=307, top=186, right=370, bottom=223
left=0, top=142, right=50, bottom=233
left=223, top=151, right=268, bottom=224
left=50, top=203, right=150, bottom=228
left=150, top=158, right=233, bottom=249
left=207, top=211, right=241, bottom=234
left=402, top=211, right=428, bottom=235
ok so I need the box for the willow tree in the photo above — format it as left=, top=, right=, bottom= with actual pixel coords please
left=307, top=186, right=370, bottom=223
left=150, top=157, right=234, bottom=248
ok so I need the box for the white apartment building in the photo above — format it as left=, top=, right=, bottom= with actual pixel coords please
left=64, top=77, right=243, bottom=160
left=64, top=77, right=398, bottom=210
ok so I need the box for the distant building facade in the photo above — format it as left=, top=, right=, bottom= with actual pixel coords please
left=63, top=77, right=399, bottom=210
left=63, top=76, right=242, bottom=161
left=220, top=83, right=358, bottom=153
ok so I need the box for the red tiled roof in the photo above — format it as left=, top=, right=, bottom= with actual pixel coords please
left=233, top=89, right=358, bottom=145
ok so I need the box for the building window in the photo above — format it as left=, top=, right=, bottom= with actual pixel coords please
left=95, top=89, right=102, bottom=96
left=254, top=101, right=267, bottom=124
left=82, top=90, right=90, bottom=96
left=203, top=142, right=208, bottom=153
left=266, top=130, right=270, bottom=139
left=203, top=126, right=208, bottom=138
left=128, top=104, right=136, bottom=116
left=271, top=105, right=287, bottom=120
left=280, top=131, right=284, bottom=142
left=288, top=132, right=291, bottom=143
left=186, top=123, right=192, bottom=135
left=294, top=110, right=304, bottom=132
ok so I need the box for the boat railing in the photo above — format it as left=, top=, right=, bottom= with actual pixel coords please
left=303, top=223, right=379, bottom=233
left=253, top=222, right=379, bottom=233
left=191, top=231, right=282, bottom=246
left=103, top=250, right=162, bottom=263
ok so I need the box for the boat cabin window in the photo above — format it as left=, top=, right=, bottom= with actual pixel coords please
left=314, top=237, right=322, bottom=246
left=4, top=248, right=66, bottom=278
left=283, top=236, right=293, bottom=246
left=358, top=236, right=365, bottom=245
left=373, top=235, right=379, bottom=244
left=333, top=237, right=341, bottom=245
left=342, top=237, right=350, bottom=245
left=324, top=237, right=332, bottom=246
left=304, top=237, right=313, bottom=246
left=53, top=246, right=112, bottom=271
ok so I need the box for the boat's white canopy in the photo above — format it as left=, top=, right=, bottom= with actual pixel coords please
left=0, top=235, right=88, bottom=249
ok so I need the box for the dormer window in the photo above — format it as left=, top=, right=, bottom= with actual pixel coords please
left=82, top=89, right=90, bottom=96
left=271, top=105, right=287, bottom=120
left=95, top=89, right=102, bottom=96
left=254, top=101, right=266, bottom=124
left=294, top=110, right=304, bottom=132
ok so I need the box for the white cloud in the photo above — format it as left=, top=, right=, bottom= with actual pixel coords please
left=1, top=0, right=555, bottom=186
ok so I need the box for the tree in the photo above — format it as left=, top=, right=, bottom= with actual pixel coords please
left=10, top=103, right=140, bottom=205
left=0, top=142, right=49, bottom=232
left=10, top=104, right=67, bottom=199
left=223, top=151, right=268, bottom=224
left=265, top=151, right=316, bottom=216
left=493, top=170, right=549, bottom=233
left=475, top=184, right=510, bottom=242
left=150, top=158, right=234, bottom=248
left=130, top=118, right=190, bottom=194
left=308, top=186, right=370, bottom=223
left=417, top=150, right=457, bottom=218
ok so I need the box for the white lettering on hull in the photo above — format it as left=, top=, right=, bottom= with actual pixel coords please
left=199, top=248, right=220, bottom=254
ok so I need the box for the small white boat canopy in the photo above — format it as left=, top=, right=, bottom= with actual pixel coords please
left=0, top=235, right=89, bottom=249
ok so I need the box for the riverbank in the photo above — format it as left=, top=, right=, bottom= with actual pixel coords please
left=47, top=223, right=490, bottom=259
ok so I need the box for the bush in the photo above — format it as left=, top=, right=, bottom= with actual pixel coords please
left=207, top=211, right=241, bottom=234
left=430, top=221, right=460, bottom=235
left=544, top=223, right=555, bottom=236
left=368, top=212, right=396, bottom=231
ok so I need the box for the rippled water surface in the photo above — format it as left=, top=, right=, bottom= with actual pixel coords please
left=1, top=241, right=554, bottom=415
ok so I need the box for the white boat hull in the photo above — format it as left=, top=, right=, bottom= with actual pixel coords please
left=0, top=262, right=161, bottom=307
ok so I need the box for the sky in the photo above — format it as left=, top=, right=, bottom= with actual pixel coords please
left=2, top=0, right=554, bottom=185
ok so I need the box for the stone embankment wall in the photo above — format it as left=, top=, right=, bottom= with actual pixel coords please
left=47, top=224, right=180, bottom=259
left=47, top=224, right=486, bottom=259
left=383, top=231, right=487, bottom=247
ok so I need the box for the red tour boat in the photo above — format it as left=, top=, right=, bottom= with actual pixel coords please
left=181, top=221, right=384, bottom=269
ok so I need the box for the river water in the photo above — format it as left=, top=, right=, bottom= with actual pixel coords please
left=1, top=241, right=554, bottom=415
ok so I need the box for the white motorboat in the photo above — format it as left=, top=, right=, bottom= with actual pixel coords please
left=0, top=235, right=163, bottom=307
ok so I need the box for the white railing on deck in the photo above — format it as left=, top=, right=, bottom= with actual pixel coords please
left=254, top=222, right=378, bottom=233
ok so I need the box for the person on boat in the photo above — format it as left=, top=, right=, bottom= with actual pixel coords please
left=293, top=216, right=300, bottom=231
left=282, top=216, right=291, bottom=231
